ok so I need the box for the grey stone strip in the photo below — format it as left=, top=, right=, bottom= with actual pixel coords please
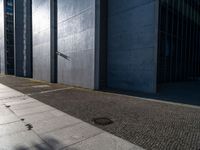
left=0, top=119, right=20, bottom=126
left=0, top=96, right=53, bottom=149
left=0, top=83, right=145, bottom=150
left=40, top=87, right=73, bottom=94
left=60, top=131, right=104, bottom=150
left=26, top=87, right=74, bottom=96
left=0, top=95, right=26, bottom=100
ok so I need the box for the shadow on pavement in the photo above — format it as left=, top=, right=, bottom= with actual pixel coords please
left=0, top=76, right=200, bottom=150
left=14, top=137, right=66, bottom=150
left=104, top=81, right=200, bottom=106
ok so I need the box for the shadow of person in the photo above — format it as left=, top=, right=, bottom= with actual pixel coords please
left=14, top=137, right=66, bottom=150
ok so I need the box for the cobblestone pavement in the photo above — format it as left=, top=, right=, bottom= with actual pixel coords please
left=0, top=75, right=200, bottom=150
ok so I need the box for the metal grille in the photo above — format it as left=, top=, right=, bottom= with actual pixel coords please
left=5, top=0, right=14, bottom=75
left=157, top=0, right=200, bottom=84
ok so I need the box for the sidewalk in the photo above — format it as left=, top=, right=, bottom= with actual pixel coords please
left=0, top=75, right=200, bottom=150
left=0, top=83, right=143, bottom=150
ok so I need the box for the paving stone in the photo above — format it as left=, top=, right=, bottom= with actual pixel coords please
left=0, top=96, right=35, bottom=106
left=0, top=88, right=15, bottom=92
left=0, top=92, right=24, bottom=100
left=15, top=143, right=53, bottom=150
left=12, top=105, right=54, bottom=117
left=0, top=121, right=27, bottom=137
left=22, top=110, right=67, bottom=124
left=66, top=132, right=144, bottom=150
left=32, top=85, right=50, bottom=88
left=31, top=115, right=81, bottom=134
left=0, top=98, right=26, bottom=105
left=0, top=95, right=31, bottom=101
left=0, top=131, right=44, bottom=150
left=0, top=114, right=19, bottom=125
left=5, top=97, right=36, bottom=106
left=0, top=106, right=13, bottom=116
left=4, top=76, right=200, bottom=150
left=41, top=122, right=103, bottom=149
left=0, top=89, right=15, bottom=93
left=0, top=85, right=14, bottom=89
left=29, top=143, right=53, bottom=150
left=9, top=101, right=44, bottom=110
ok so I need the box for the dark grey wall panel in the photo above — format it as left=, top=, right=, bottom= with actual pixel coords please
left=32, top=0, right=51, bottom=81
left=57, top=0, right=97, bottom=89
left=0, top=0, right=5, bottom=74
left=107, top=0, right=157, bottom=93
left=14, top=0, right=32, bottom=77
left=50, top=0, right=57, bottom=83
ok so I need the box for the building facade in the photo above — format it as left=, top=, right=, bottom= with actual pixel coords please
left=0, top=0, right=5, bottom=74
left=0, top=0, right=200, bottom=93
left=107, top=0, right=158, bottom=92
left=32, top=0, right=51, bottom=81
left=4, top=0, right=14, bottom=75
left=15, top=0, right=32, bottom=77
left=157, top=0, right=200, bottom=84
left=0, top=0, right=14, bottom=75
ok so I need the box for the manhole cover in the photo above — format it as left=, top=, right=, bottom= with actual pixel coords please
left=92, top=117, right=113, bottom=126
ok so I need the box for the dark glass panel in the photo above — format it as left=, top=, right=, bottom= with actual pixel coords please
left=158, top=0, right=200, bottom=83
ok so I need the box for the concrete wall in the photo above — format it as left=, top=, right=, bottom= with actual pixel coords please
left=14, top=0, right=32, bottom=77
left=32, top=0, right=51, bottom=81
left=107, top=0, right=158, bottom=93
left=57, top=0, right=98, bottom=89
left=0, top=0, right=5, bottom=74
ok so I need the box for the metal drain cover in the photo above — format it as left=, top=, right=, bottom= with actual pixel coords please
left=92, top=117, right=113, bottom=126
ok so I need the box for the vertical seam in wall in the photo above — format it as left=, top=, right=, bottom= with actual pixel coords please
left=23, top=0, right=27, bottom=77
left=154, top=0, right=159, bottom=93
left=3, top=0, right=6, bottom=74
left=0, top=0, right=3, bottom=73
left=30, top=0, right=33, bottom=78
left=94, top=0, right=100, bottom=89
left=50, top=0, right=57, bottom=83
left=1, top=0, right=4, bottom=74
left=13, top=0, right=16, bottom=75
